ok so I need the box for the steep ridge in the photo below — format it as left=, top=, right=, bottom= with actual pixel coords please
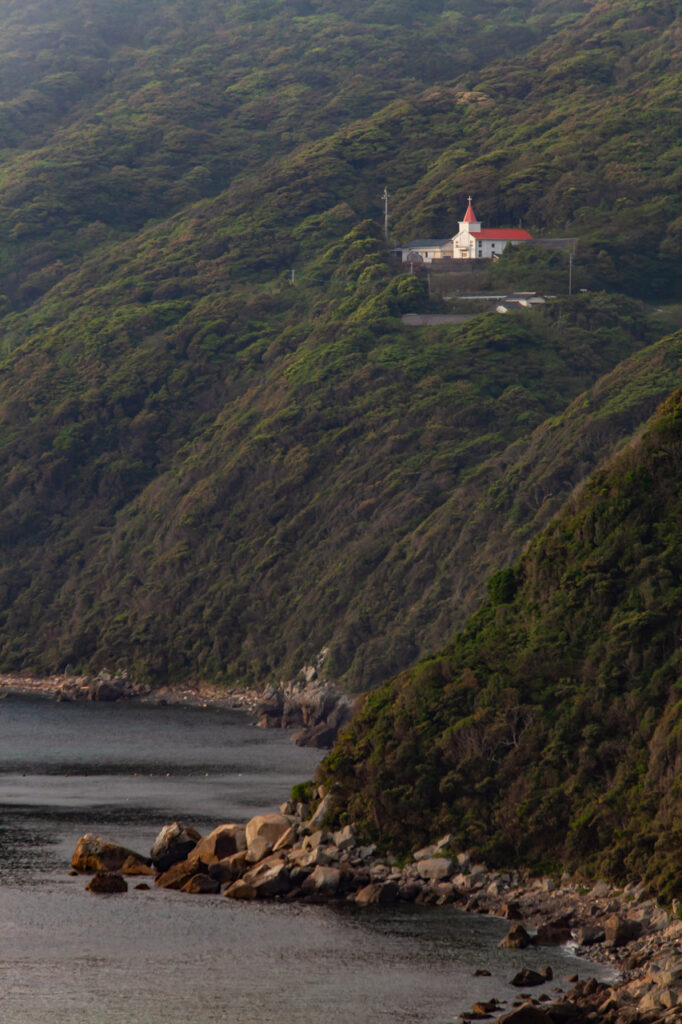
left=321, top=364, right=682, bottom=898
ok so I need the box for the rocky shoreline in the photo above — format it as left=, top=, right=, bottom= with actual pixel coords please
left=6, top=673, right=682, bottom=1020
left=70, top=790, right=682, bottom=1024
left=0, top=672, right=352, bottom=748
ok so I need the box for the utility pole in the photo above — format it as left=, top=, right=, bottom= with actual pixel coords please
left=382, top=186, right=390, bottom=242
left=289, top=267, right=295, bottom=286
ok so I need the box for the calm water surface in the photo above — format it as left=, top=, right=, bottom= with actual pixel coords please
left=0, top=697, right=613, bottom=1024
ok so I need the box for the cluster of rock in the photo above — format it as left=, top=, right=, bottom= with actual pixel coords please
left=54, top=671, right=144, bottom=702
left=70, top=802, right=682, bottom=1024
left=254, top=676, right=353, bottom=749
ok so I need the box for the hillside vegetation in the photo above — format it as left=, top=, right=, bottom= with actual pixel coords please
left=321, top=367, right=682, bottom=898
left=0, top=0, right=679, bottom=690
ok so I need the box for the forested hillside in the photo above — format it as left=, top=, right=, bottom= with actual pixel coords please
left=0, top=0, right=679, bottom=690
left=321, top=367, right=682, bottom=899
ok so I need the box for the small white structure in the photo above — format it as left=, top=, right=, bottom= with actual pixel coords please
left=397, top=197, right=533, bottom=263
left=397, top=237, right=453, bottom=263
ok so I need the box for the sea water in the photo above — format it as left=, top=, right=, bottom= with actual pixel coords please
left=0, top=697, right=613, bottom=1024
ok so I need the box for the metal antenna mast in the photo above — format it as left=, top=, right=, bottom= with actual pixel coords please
left=382, top=186, right=390, bottom=242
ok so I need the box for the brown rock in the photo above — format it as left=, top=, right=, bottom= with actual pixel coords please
left=86, top=871, right=128, bottom=894
left=502, top=901, right=523, bottom=920
left=155, top=858, right=198, bottom=890
left=187, top=824, right=246, bottom=868
left=218, top=850, right=249, bottom=878
left=181, top=873, right=221, bottom=895
left=224, top=879, right=258, bottom=900
left=511, top=969, right=548, bottom=988
left=120, top=855, right=156, bottom=876
left=353, top=881, right=399, bottom=906
left=272, top=825, right=298, bottom=852
left=134, top=883, right=150, bottom=890
left=535, top=924, right=572, bottom=946
left=71, top=834, right=148, bottom=874
left=500, top=924, right=533, bottom=949
left=245, top=813, right=291, bottom=849
left=604, top=915, right=642, bottom=948
left=497, top=1004, right=552, bottom=1024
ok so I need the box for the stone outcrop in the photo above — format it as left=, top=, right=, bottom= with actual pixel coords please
left=254, top=670, right=353, bottom=749
left=72, top=834, right=150, bottom=873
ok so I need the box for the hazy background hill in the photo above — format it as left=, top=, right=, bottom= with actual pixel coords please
left=0, top=0, right=679, bottom=690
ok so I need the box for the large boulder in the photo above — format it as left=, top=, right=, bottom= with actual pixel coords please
left=72, top=834, right=149, bottom=874
left=187, top=824, right=246, bottom=868
left=417, top=857, right=453, bottom=881
left=604, top=915, right=642, bottom=948
left=150, top=822, right=201, bottom=871
left=241, top=856, right=291, bottom=897
left=301, top=866, right=341, bottom=896
left=86, top=871, right=128, bottom=894
left=500, top=924, right=533, bottom=949
left=245, top=813, right=292, bottom=849
left=511, top=968, right=550, bottom=988
left=224, top=879, right=258, bottom=900
left=246, top=835, right=273, bottom=863
left=155, top=859, right=199, bottom=890
left=181, top=873, right=221, bottom=895
left=354, top=881, right=399, bottom=906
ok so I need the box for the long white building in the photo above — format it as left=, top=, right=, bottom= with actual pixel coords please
left=398, top=197, right=533, bottom=263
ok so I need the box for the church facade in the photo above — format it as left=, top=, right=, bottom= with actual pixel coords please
left=398, top=198, right=533, bottom=263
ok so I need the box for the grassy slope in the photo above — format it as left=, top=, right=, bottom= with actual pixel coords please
left=321, top=358, right=682, bottom=898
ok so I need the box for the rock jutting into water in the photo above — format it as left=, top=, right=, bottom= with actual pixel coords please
left=70, top=793, right=682, bottom=1023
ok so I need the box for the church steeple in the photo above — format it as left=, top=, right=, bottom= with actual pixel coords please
left=462, top=196, right=477, bottom=223
left=459, top=195, right=481, bottom=233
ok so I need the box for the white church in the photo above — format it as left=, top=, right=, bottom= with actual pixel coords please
left=397, top=197, right=533, bottom=263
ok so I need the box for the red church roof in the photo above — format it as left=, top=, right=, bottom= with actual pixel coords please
left=469, top=229, right=533, bottom=240
left=462, top=198, right=478, bottom=223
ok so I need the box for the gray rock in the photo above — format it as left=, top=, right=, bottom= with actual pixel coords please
left=417, top=857, right=454, bottom=881
left=246, top=835, right=273, bottom=863
left=241, top=857, right=291, bottom=897
left=308, top=795, right=332, bottom=830
left=333, top=825, right=356, bottom=851
left=150, top=822, right=201, bottom=872
left=575, top=925, right=605, bottom=946
left=413, top=844, right=437, bottom=861
left=301, top=866, right=341, bottom=895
